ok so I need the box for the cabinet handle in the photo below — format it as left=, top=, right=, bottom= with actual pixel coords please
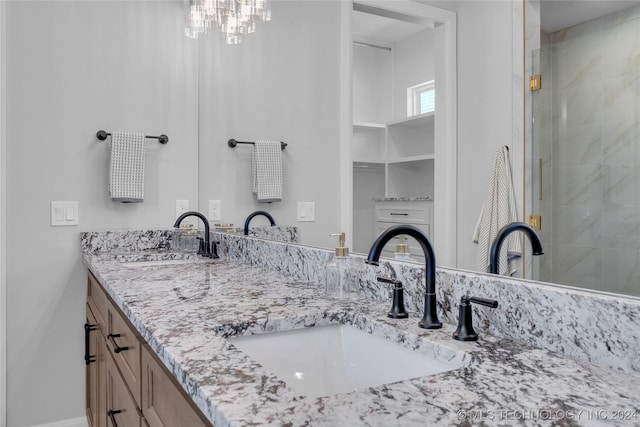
left=107, top=333, right=129, bottom=353
left=389, top=212, right=409, bottom=216
left=107, top=409, right=122, bottom=427
left=84, top=323, right=97, bottom=365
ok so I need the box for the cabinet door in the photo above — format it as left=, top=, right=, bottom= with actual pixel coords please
left=87, top=306, right=109, bottom=427
left=87, top=273, right=108, bottom=334
left=141, top=346, right=209, bottom=427
left=86, top=307, right=100, bottom=427
left=107, top=301, right=141, bottom=406
left=106, top=351, right=141, bottom=427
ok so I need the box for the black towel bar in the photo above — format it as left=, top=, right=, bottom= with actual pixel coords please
left=96, top=130, right=168, bottom=144
left=228, top=138, right=287, bottom=150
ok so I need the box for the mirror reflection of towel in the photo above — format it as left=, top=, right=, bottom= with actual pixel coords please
left=473, top=146, right=521, bottom=275
left=252, top=141, right=283, bottom=203
left=109, top=131, right=146, bottom=203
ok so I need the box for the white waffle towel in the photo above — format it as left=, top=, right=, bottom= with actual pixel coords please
left=109, top=131, right=146, bottom=203
left=252, top=140, right=283, bottom=203
left=473, top=146, right=521, bottom=275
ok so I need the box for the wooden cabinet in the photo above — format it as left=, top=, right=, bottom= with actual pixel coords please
left=106, top=350, right=141, bottom=427
left=86, top=306, right=106, bottom=427
left=107, top=303, right=141, bottom=406
left=86, top=271, right=212, bottom=427
left=142, top=346, right=208, bottom=427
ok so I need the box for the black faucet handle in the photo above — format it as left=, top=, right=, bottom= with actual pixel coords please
left=468, top=296, right=499, bottom=308
left=377, top=277, right=408, bottom=319
left=453, top=295, right=499, bottom=342
left=210, top=240, right=219, bottom=259
left=196, top=237, right=205, bottom=256
left=376, top=276, right=402, bottom=288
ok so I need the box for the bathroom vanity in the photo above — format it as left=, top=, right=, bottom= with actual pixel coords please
left=82, top=231, right=640, bottom=426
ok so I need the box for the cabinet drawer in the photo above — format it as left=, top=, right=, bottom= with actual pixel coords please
left=88, top=273, right=108, bottom=334
left=108, top=302, right=141, bottom=407
left=142, top=346, right=210, bottom=427
left=375, top=206, right=431, bottom=224
left=106, top=351, right=141, bottom=427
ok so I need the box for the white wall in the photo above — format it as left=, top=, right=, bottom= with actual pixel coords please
left=5, top=1, right=198, bottom=426
left=197, top=0, right=342, bottom=249
left=450, top=1, right=518, bottom=270
left=393, top=28, right=434, bottom=120
left=0, top=1, right=6, bottom=425
left=352, top=44, right=392, bottom=124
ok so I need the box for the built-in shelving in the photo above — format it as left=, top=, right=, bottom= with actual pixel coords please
left=353, top=122, right=386, bottom=129
left=386, top=112, right=434, bottom=128
left=351, top=15, right=435, bottom=252
left=387, top=154, right=435, bottom=164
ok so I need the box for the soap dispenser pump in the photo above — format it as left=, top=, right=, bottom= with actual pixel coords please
left=325, top=232, right=352, bottom=299
left=394, top=235, right=412, bottom=261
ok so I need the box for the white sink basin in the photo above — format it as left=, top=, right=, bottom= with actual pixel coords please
left=230, top=324, right=463, bottom=398
left=121, top=259, right=198, bottom=268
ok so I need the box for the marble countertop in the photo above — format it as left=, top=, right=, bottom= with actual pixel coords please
left=83, top=251, right=640, bottom=426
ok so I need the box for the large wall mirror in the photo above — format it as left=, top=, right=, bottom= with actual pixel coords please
left=526, top=0, right=640, bottom=297
left=196, top=0, right=457, bottom=267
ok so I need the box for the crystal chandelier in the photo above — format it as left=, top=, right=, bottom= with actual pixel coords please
left=184, top=0, right=271, bottom=45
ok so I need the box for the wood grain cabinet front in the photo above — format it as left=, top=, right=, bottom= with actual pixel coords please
left=106, top=350, right=142, bottom=427
left=86, top=305, right=106, bottom=427
left=107, top=301, right=141, bottom=406
left=141, top=346, right=209, bottom=427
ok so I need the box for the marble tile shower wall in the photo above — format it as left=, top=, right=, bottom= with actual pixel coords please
left=81, top=230, right=640, bottom=374
left=540, top=6, right=640, bottom=295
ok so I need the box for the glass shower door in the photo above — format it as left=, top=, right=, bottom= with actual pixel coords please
left=529, top=15, right=640, bottom=296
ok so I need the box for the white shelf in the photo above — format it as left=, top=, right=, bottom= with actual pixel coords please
left=387, top=154, right=435, bottom=164
left=353, top=162, right=385, bottom=169
left=386, top=112, right=434, bottom=128
left=353, top=122, right=386, bottom=129
left=354, top=114, right=434, bottom=130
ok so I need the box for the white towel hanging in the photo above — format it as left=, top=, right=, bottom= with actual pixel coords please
left=473, top=146, right=521, bottom=275
left=109, top=131, right=146, bottom=203
left=252, top=140, right=283, bottom=203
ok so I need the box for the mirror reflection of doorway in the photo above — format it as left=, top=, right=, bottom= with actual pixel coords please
left=351, top=2, right=440, bottom=259
left=530, top=6, right=640, bottom=296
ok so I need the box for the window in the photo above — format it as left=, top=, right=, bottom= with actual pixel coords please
left=407, top=80, right=435, bottom=116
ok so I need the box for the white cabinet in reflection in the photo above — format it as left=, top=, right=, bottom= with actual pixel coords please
left=374, top=199, right=433, bottom=261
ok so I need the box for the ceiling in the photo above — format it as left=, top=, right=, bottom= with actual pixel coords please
left=352, top=3, right=434, bottom=46
left=352, top=1, right=640, bottom=46
left=540, top=0, right=640, bottom=33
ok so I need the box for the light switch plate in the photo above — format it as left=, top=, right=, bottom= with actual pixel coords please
left=51, top=201, right=79, bottom=226
left=297, top=202, right=316, bottom=222
left=208, top=200, right=221, bottom=221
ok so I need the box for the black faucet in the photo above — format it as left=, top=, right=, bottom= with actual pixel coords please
left=243, top=211, right=276, bottom=235
left=453, top=295, right=499, bottom=341
left=174, top=211, right=218, bottom=258
left=366, top=224, right=442, bottom=329
left=489, top=222, right=543, bottom=274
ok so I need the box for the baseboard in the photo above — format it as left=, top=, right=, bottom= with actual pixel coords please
left=31, top=417, right=87, bottom=427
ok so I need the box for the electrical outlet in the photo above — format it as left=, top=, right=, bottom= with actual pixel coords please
left=176, top=200, right=189, bottom=218
left=208, top=200, right=221, bottom=221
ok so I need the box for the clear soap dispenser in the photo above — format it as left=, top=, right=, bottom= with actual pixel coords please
left=394, top=235, right=412, bottom=261
left=325, top=232, right=352, bottom=299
